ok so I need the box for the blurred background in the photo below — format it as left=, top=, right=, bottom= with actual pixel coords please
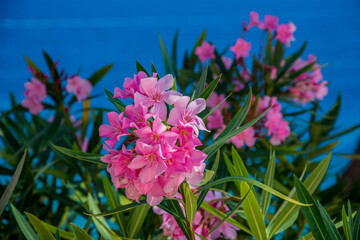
left=0, top=0, right=359, bottom=184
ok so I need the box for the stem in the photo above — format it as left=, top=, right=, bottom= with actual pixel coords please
left=180, top=183, right=196, bottom=240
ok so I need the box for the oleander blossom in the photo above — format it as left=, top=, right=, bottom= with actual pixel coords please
left=21, top=78, right=47, bottom=115
left=195, top=41, right=216, bottom=62
left=66, top=75, right=92, bottom=102
left=287, top=54, right=328, bottom=104
left=99, top=73, right=208, bottom=206
left=230, top=38, right=251, bottom=59
left=153, top=191, right=239, bottom=239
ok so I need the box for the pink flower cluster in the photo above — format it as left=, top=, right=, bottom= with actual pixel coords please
left=100, top=72, right=208, bottom=206
left=153, top=191, right=239, bottom=240
left=206, top=92, right=290, bottom=146
left=195, top=41, right=216, bottom=63
left=22, top=65, right=93, bottom=115
left=288, top=54, right=328, bottom=105
left=21, top=78, right=47, bottom=115
left=247, top=11, right=296, bottom=46
left=66, top=75, right=93, bottom=102
left=256, top=96, right=290, bottom=145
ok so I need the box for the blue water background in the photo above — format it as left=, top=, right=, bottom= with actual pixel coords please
left=0, top=0, right=359, bottom=197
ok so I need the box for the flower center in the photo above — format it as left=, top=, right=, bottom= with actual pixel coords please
left=152, top=133, right=160, bottom=142
left=147, top=153, right=156, bottom=162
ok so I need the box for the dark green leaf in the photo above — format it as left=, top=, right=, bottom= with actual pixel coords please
left=195, top=62, right=208, bottom=98
left=51, top=144, right=105, bottom=165
left=88, top=64, right=113, bottom=86
left=136, top=61, right=150, bottom=76
left=11, top=204, right=38, bottom=240
left=198, top=75, right=221, bottom=100
left=317, top=201, right=342, bottom=240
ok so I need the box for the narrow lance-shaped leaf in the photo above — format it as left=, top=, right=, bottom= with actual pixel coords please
left=10, top=204, right=38, bottom=240
left=88, top=64, right=113, bottom=86
left=0, top=149, right=27, bottom=216
left=51, top=144, right=104, bottom=165
left=201, top=188, right=251, bottom=240
left=71, top=223, right=94, bottom=240
left=103, top=87, right=126, bottom=113
left=184, top=184, right=197, bottom=224
left=200, top=93, right=231, bottom=120
left=195, top=62, right=208, bottom=98
left=353, top=207, right=360, bottom=240
left=158, top=35, right=171, bottom=74
left=343, top=205, right=352, bottom=240
left=198, top=74, right=221, bottom=100
left=136, top=61, right=150, bottom=76
left=196, top=176, right=310, bottom=206
left=317, top=201, right=342, bottom=240
left=293, top=176, right=330, bottom=240
left=241, top=182, right=267, bottom=240
left=260, top=150, right=275, bottom=216
left=216, top=88, right=252, bottom=140
left=267, top=153, right=331, bottom=238
left=84, top=200, right=148, bottom=217
left=126, top=204, right=150, bottom=238
left=25, top=212, right=55, bottom=240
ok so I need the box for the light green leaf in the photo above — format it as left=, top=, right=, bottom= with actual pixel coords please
left=343, top=205, right=352, bottom=240
left=87, top=193, right=113, bottom=240
left=184, top=184, right=197, bottom=223
left=71, top=223, right=94, bottom=240
left=241, top=182, right=267, bottom=240
left=268, top=153, right=331, bottom=238
left=25, top=212, right=55, bottom=240
left=43, top=222, right=74, bottom=240
left=102, top=175, right=126, bottom=236
left=10, top=204, right=38, bottom=240
left=126, top=204, right=150, bottom=238
left=260, top=150, right=275, bottom=216
left=0, top=149, right=27, bottom=216
left=196, top=176, right=309, bottom=206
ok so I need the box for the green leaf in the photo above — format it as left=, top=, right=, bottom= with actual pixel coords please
left=200, top=201, right=251, bottom=234
left=25, top=56, right=42, bottom=74
left=184, top=184, right=197, bottom=223
left=241, top=182, right=267, bottom=240
left=25, top=212, right=55, bottom=240
left=343, top=205, right=352, bottom=240
left=349, top=201, right=354, bottom=239
left=136, top=61, right=150, bottom=76
left=84, top=200, right=147, bottom=217
left=52, top=144, right=104, bottom=165
left=0, top=149, right=27, bottom=216
left=195, top=62, right=208, bottom=98
left=159, top=35, right=171, bottom=74
left=216, top=88, right=252, bottom=140
left=151, top=62, right=159, bottom=78
left=103, top=87, right=126, bottom=113
left=260, top=150, right=275, bottom=216
left=88, top=64, right=113, bottom=86
left=189, top=30, right=207, bottom=66
left=42, top=50, right=59, bottom=80
left=198, top=74, right=221, bottom=100
left=274, top=40, right=284, bottom=68
left=126, top=204, right=150, bottom=238
left=102, top=175, right=126, bottom=236
left=43, top=222, right=74, bottom=240
left=201, top=189, right=250, bottom=239
left=200, top=93, right=231, bottom=120
left=71, top=223, right=94, bottom=240
left=10, top=204, right=38, bottom=240
left=172, top=29, right=179, bottom=66
left=294, top=176, right=330, bottom=240
left=196, top=176, right=309, bottom=206
left=353, top=208, right=360, bottom=240
left=203, top=105, right=270, bottom=160
left=87, top=193, right=113, bottom=240
left=268, top=153, right=331, bottom=238
left=317, top=201, right=342, bottom=240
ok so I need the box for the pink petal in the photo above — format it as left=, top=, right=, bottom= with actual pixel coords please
left=156, top=74, right=174, bottom=92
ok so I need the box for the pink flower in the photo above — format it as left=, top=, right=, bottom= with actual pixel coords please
left=23, top=78, right=47, bottom=100
left=231, top=126, right=256, bottom=148
left=66, top=75, right=92, bottom=102
left=21, top=98, right=44, bottom=115
left=129, top=143, right=167, bottom=183
left=265, top=112, right=290, bottom=145
left=21, top=78, right=47, bottom=115
left=221, top=56, right=233, bottom=70
left=264, top=15, right=279, bottom=31
left=230, top=38, right=251, bottom=59
left=168, top=96, right=208, bottom=135
left=207, top=109, right=224, bottom=130
left=195, top=41, right=216, bottom=63
left=206, top=92, right=230, bottom=109
left=123, top=101, right=153, bottom=129
left=134, top=74, right=182, bottom=120
left=248, top=11, right=264, bottom=29
left=113, top=71, right=148, bottom=99
left=276, top=22, right=296, bottom=46
left=99, top=112, right=129, bottom=148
